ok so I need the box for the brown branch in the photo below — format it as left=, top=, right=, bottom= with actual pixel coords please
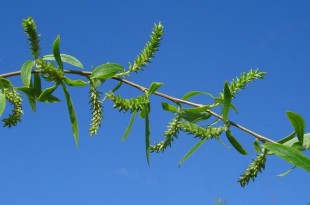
left=0, top=69, right=277, bottom=143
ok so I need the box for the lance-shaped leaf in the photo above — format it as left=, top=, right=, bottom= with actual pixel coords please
left=222, top=81, right=232, bottom=122
left=226, top=130, right=248, bottom=155
left=182, top=90, right=214, bottom=100
left=286, top=111, right=305, bottom=146
left=63, top=77, right=88, bottom=86
left=147, top=82, right=163, bottom=95
left=90, top=63, right=124, bottom=80
left=43, top=54, right=83, bottom=69
left=33, top=74, right=41, bottom=98
left=0, top=91, right=6, bottom=117
left=179, top=137, right=208, bottom=166
left=0, top=78, right=13, bottom=89
left=121, top=110, right=137, bottom=142
left=38, top=84, right=59, bottom=102
left=61, top=83, right=79, bottom=146
left=52, top=35, right=63, bottom=70
left=161, top=102, right=178, bottom=113
left=143, top=104, right=151, bottom=165
left=21, top=60, right=34, bottom=87
left=262, top=143, right=310, bottom=172
left=17, top=86, right=36, bottom=111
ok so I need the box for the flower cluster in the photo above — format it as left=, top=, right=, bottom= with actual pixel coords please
left=2, top=89, right=23, bottom=127
left=238, top=153, right=266, bottom=187
left=22, top=17, right=41, bottom=60
left=36, top=59, right=64, bottom=83
left=89, top=85, right=103, bottom=136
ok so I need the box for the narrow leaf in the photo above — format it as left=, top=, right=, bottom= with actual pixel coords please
left=182, top=91, right=214, bottom=100
left=148, top=82, right=163, bottom=95
left=145, top=105, right=151, bottom=165
left=286, top=111, right=305, bottom=145
left=161, top=102, right=178, bottom=113
left=278, top=132, right=295, bottom=144
left=182, top=105, right=210, bottom=114
left=43, top=54, right=83, bottom=69
left=226, top=130, right=248, bottom=155
left=0, top=91, right=6, bottom=117
left=21, top=60, right=34, bottom=87
left=181, top=111, right=211, bottom=123
left=61, top=83, right=79, bottom=146
left=38, top=84, right=59, bottom=101
left=121, top=110, right=137, bottom=141
left=33, top=74, right=41, bottom=97
left=63, top=77, right=88, bottom=86
left=262, top=143, right=310, bottom=172
left=52, top=35, right=63, bottom=70
left=90, top=63, right=124, bottom=80
left=179, top=137, right=208, bottom=166
left=277, top=166, right=296, bottom=177
left=253, top=138, right=262, bottom=153
left=0, top=78, right=13, bottom=89
left=222, top=81, right=232, bottom=122
left=17, top=86, right=36, bottom=111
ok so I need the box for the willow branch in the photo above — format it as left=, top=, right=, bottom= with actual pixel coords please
left=0, top=69, right=277, bottom=143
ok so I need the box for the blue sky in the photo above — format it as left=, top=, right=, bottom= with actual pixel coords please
left=0, top=1, right=310, bottom=204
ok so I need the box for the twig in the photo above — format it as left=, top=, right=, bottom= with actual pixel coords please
left=0, top=69, right=277, bottom=143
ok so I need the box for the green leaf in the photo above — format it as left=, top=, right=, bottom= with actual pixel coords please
left=0, top=78, right=13, bottom=89
left=181, top=111, right=211, bottom=123
left=121, top=110, right=137, bottom=142
left=253, top=138, right=262, bottom=153
left=161, top=102, right=178, bottom=113
left=63, top=77, right=88, bottom=86
left=278, top=132, right=295, bottom=144
left=0, top=91, right=6, bottom=117
left=17, top=86, right=36, bottom=111
left=33, top=74, right=41, bottom=98
left=61, top=83, right=79, bottom=147
left=281, top=133, right=310, bottom=151
left=147, top=82, right=163, bottom=95
left=182, top=105, right=210, bottom=114
left=144, top=104, right=151, bottom=165
left=222, top=81, right=232, bottom=122
left=286, top=111, right=305, bottom=146
left=262, top=143, right=310, bottom=172
left=21, top=60, right=34, bottom=87
left=52, top=35, right=63, bottom=70
left=182, top=91, right=214, bottom=100
left=226, top=130, right=248, bottom=155
left=43, top=54, right=83, bottom=69
left=90, top=63, right=124, bottom=80
left=38, top=84, right=59, bottom=102
left=179, top=137, right=208, bottom=166
left=277, top=166, right=296, bottom=177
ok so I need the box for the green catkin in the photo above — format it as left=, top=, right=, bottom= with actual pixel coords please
left=36, top=59, right=64, bottom=83
left=129, top=23, right=163, bottom=72
left=22, top=17, right=41, bottom=60
left=238, top=153, right=266, bottom=187
left=2, top=89, right=23, bottom=127
left=89, top=85, right=103, bottom=136
left=106, top=92, right=148, bottom=113
left=150, top=116, right=181, bottom=153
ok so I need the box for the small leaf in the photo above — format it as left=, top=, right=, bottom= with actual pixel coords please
left=277, top=166, right=296, bottom=177
left=161, top=102, right=178, bottom=113
left=181, top=111, right=211, bottom=123
left=90, top=63, right=124, bottom=80
left=147, top=82, right=163, bottom=95
left=43, top=54, right=83, bottom=69
left=52, top=35, right=63, bottom=70
left=38, top=84, right=59, bottom=101
left=21, top=60, right=34, bottom=87
left=33, top=74, right=41, bottom=97
left=0, top=91, right=6, bottom=117
left=0, top=78, right=13, bottom=89
left=253, top=138, right=262, bottom=153
left=179, top=137, right=208, bottom=166
left=226, top=130, right=248, bottom=155
left=121, top=110, right=137, bottom=141
left=182, top=105, right=210, bottom=114
left=17, top=86, right=36, bottom=111
left=182, top=91, right=214, bottom=100
left=286, top=111, right=305, bottom=146
left=61, top=83, right=79, bottom=147
left=262, top=143, right=310, bottom=172
left=63, top=77, right=88, bottom=86
left=278, top=132, right=295, bottom=144
left=222, top=81, right=232, bottom=122
left=144, top=104, right=151, bottom=165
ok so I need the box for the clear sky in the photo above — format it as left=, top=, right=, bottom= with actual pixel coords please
left=0, top=1, right=309, bottom=204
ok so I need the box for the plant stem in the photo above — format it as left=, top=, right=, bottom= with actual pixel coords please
left=0, top=69, right=277, bottom=143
